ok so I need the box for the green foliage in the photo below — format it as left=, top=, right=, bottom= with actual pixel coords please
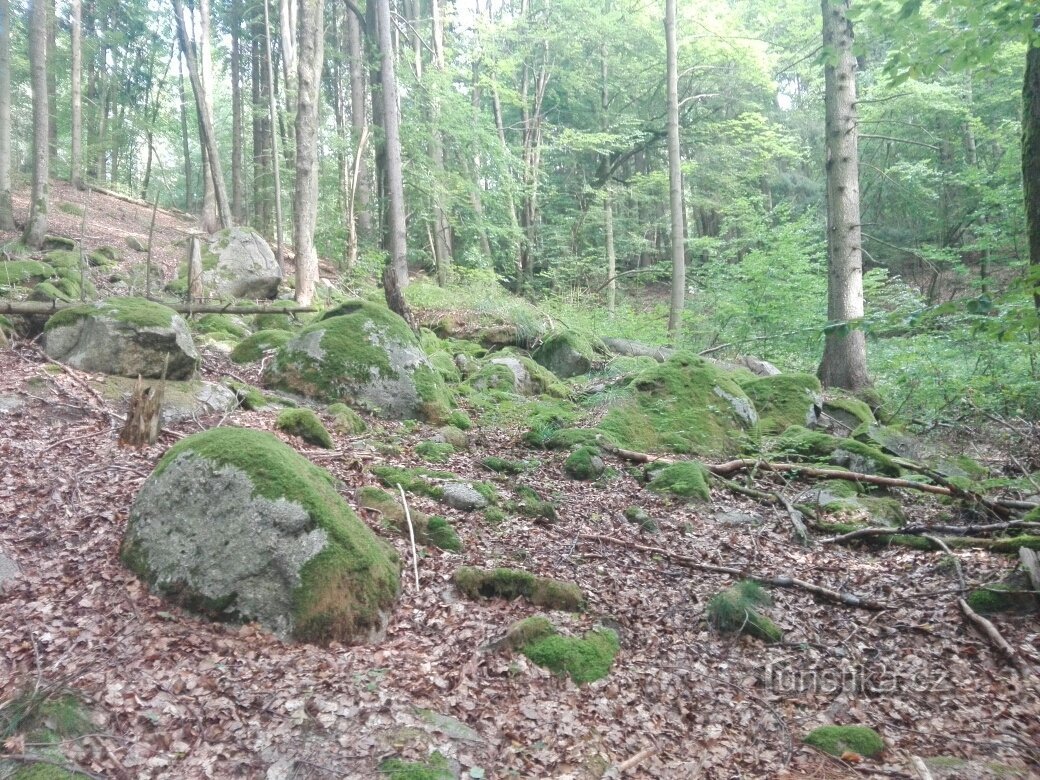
left=454, top=566, right=584, bottom=611
left=803, top=725, right=884, bottom=758
left=647, top=462, right=712, bottom=501
left=511, top=485, right=557, bottom=522
left=275, top=409, right=334, bottom=449
left=742, top=373, right=822, bottom=435
left=707, top=581, right=782, bottom=642
left=378, top=752, right=453, bottom=780
left=481, top=456, right=529, bottom=474
left=425, top=517, right=463, bottom=552
left=44, top=297, right=178, bottom=331
left=415, top=441, right=455, bottom=463
left=563, top=446, right=604, bottom=480
left=521, top=628, right=619, bottom=684
left=327, top=403, right=367, bottom=435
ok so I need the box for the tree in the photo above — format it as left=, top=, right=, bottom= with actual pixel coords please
left=293, top=0, right=325, bottom=305
left=0, top=0, right=13, bottom=230
left=23, top=0, right=50, bottom=248
left=665, top=0, right=685, bottom=337
left=817, top=0, right=870, bottom=390
left=1024, top=20, right=1040, bottom=321
left=70, top=0, right=83, bottom=189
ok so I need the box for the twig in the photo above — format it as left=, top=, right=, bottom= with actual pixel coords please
left=957, top=598, right=1025, bottom=673
left=397, top=484, right=420, bottom=592
left=604, top=745, right=659, bottom=776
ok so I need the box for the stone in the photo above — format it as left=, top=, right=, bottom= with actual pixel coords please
left=43, top=298, right=199, bottom=380
left=122, top=428, right=400, bottom=644
left=90, top=376, right=237, bottom=426
left=741, top=373, right=823, bottom=434
left=200, top=226, right=283, bottom=299
left=441, top=482, right=489, bottom=511
left=0, top=548, right=20, bottom=595
left=263, top=300, right=451, bottom=422
left=533, top=331, right=597, bottom=378
left=126, top=235, right=148, bottom=252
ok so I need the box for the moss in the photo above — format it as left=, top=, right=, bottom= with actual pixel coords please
left=804, top=725, right=884, bottom=758
left=648, top=461, right=711, bottom=501
left=230, top=329, right=293, bottom=364
left=378, top=752, right=453, bottom=780
left=773, top=426, right=900, bottom=476
left=447, top=410, right=472, bottom=430
left=371, top=465, right=455, bottom=499
left=966, top=572, right=1038, bottom=614
left=454, top=566, right=584, bottom=610
left=483, top=507, right=506, bottom=524
left=564, top=446, right=605, bottom=480
left=504, top=615, right=555, bottom=648
left=481, top=456, right=528, bottom=474
left=415, top=441, right=455, bottom=463
left=427, top=351, right=461, bottom=384
left=533, top=330, right=597, bottom=377
left=43, top=249, right=81, bottom=270
left=44, top=297, right=178, bottom=332
left=29, top=281, right=76, bottom=303
left=327, top=402, right=367, bottom=435
left=276, top=408, right=334, bottom=449
left=623, top=506, right=658, bottom=533
left=426, top=516, right=462, bottom=552
left=742, top=373, right=822, bottom=435
left=57, top=201, right=85, bottom=217
left=599, top=353, right=758, bottom=456
left=468, top=361, right=517, bottom=393
left=194, top=313, right=250, bottom=340
left=223, top=379, right=269, bottom=410
left=506, top=351, right=571, bottom=397
left=253, top=300, right=302, bottom=331
left=472, top=481, right=500, bottom=505
left=511, top=485, right=557, bottom=521
left=138, top=428, right=399, bottom=644
left=521, top=628, right=619, bottom=683
left=544, top=427, right=615, bottom=450
left=521, top=399, right=583, bottom=447
left=0, top=260, right=55, bottom=286
left=707, top=580, right=782, bottom=642
left=823, top=395, right=876, bottom=426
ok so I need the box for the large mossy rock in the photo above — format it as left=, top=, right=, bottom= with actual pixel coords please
left=741, top=373, right=823, bottom=434
left=90, top=375, right=237, bottom=425
left=533, top=331, right=597, bottom=378
left=262, top=301, right=451, bottom=422
left=122, top=428, right=400, bottom=644
left=43, top=297, right=199, bottom=380
left=598, top=353, right=758, bottom=456
left=200, top=226, right=282, bottom=299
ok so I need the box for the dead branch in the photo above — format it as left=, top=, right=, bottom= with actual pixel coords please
left=1019, top=548, right=1040, bottom=597
left=821, top=525, right=1040, bottom=549
left=579, top=533, right=886, bottom=610
left=957, top=598, right=1026, bottom=673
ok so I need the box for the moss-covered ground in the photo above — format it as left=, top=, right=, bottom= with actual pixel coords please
left=454, top=566, right=584, bottom=611
left=520, top=627, right=619, bottom=683
left=275, top=408, right=334, bottom=449
left=803, top=725, right=884, bottom=758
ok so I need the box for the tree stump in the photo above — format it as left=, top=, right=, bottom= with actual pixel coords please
left=119, top=376, right=165, bottom=447
left=187, top=236, right=205, bottom=302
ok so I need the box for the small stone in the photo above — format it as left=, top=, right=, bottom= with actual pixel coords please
left=126, top=235, right=149, bottom=252
left=442, top=483, right=489, bottom=511
left=0, top=548, right=21, bottom=594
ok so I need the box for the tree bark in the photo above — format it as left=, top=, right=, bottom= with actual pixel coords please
left=293, top=0, right=325, bottom=305
left=665, top=0, right=685, bottom=337
left=375, top=0, right=409, bottom=290
left=199, top=0, right=219, bottom=232
left=430, top=0, right=452, bottom=286
left=0, top=0, right=13, bottom=230
left=263, top=0, right=285, bottom=269
left=70, top=0, right=83, bottom=189
left=178, top=54, right=193, bottom=212
left=46, top=0, right=56, bottom=163
left=1023, top=21, right=1040, bottom=326
left=23, top=0, right=50, bottom=248
left=817, top=0, right=870, bottom=390
left=346, top=5, right=371, bottom=240
left=171, top=0, right=231, bottom=230
left=230, top=0, right=245, bottom=224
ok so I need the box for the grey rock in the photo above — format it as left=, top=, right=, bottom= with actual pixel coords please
left=202, top=226, right=282, bottom=299
left=735, top=355, right=781, bottom=376
left=0, top=395, right=25, bottom=415
left=713, top=385, right=759, bottom=426
left=0, top=549, right=20, bottom=594
left=126, top=235, right=148, bottom=252
left=601, top=337, right=675, bottom=362
left=91, top=376, right=237, bottom=425
left=441, top=482, right=488, bottom=511
left=490, top=357, right=536, bottom=395
left=714, top=510, right=761, bottom=526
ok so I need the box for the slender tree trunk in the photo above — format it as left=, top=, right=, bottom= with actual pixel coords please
left=199, top=0, right=219, bottom=232
left=665, top=0, right=685, bottom=337
left=346, top=6, right=371, bottom=238
left=95, top=70, right=108, bottom=182
left=252, top=27, right=271, bottom=232
left=280, top=0, right=296, bottom=105
left=263, top=0, right=284, bottom=268
left=231, top=0, right=245, bottom=223
left=178, top=55, right=193, bottom=211
left=375, top=0, right=409, bottom=291
left=23, top=0, right=50, bottom=247
left=46, top=0, right=56, bottom=164
left=0, top=0, right=13, bottom=230
left=1023, top=22, right=1040, bottom=326
left=293, top=0, right=324, bottom=305
left=601, top=17, right=615, bottom=314
left=70, top=0, right=83, bottom=189
left=430, top=0, right=452, bottom=285
left=817, top=0, right=870, bottom=390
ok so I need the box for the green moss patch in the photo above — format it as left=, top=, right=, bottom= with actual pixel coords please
left=510, top=485, right=557, bottom=522
left=481, top=456, right=529, bottom=474
left=30, top=281, right=76, bottom=303
left=378, top=751, right=454, bottom=780
left=966, top=571, right=1039, bottom=614
left=223, top=379, right=270, bottom=410
left=328, top=402, right=367, bottom=435
left=371, top=465, right=456, bottom=500
left=564, top=446, right=605, bottom=480
left=454, top=566, right=584, bottom=610
left=503, top=615, right=556, bottom=648
left=623, top=506, right=658, bottom=533
left=804, top=725, right=884, bottom=758
left=128, top=428, right=400, bottom=644
left=773, top=426, right=900, bottom=476
left=707, top=580, right=781, bottom=642
left=823, top=395, right=876, bottom=429
left=44, top=297, right=177, bottom=331
left=276, top=408, right=334, bottom=449
left=599, top=353, right=758, bottom=456
left=521, top=627, right=619, bottom=683
left=0, top=260, right=55, bottom=286
left=532, top=330, right=598, bottom=378
left=425, top=516, right=462, bottom=552
left=447, top=410, right=472, bottom=430
left=741, top=373, right=822, bottom=435
left=230, top=329, right=293, bottom=364
left=193, top=313, right=250, bottom=340
left=253, top=300, right=303, bottom=331
left=648, top=461, right=711, bottom=501
left=415, top=441, right=455, bottom=463
left=357, top=487, right=462, bottom=552
left=543, top=427, right=615, bottom=450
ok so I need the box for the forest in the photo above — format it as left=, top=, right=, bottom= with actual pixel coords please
left=0, top=0, right=1039, bottom=778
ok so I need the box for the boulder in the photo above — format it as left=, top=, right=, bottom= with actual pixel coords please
left=533, top=331, right=597, bottom=378
left=262, top=301, right=451, bottom=422
left=441, top=483, right=489, bottom=511
left=122, top=428, right=400, bottom=644
left=200, top=226, right=282, bottom=299
left=90, top=376, right=237, bottom=425
left=43, top=298, right=199, bottom=380
left=126, top=235, right=148, bottom=252
left=740, top=373, right=823, bottom=434
left=0, top=548, right=20, bottom=595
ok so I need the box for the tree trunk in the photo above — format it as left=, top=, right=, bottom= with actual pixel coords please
left=0, top=0, right=13, bottom=230
left=199, top=0, right=219, bottom=232
left=178, top=55, right=193, bottom=212
left=430, top=0, right=452, bottom=286
left=119, top=376, right=165, bottom=448
left=230, top=0, right=245, bottom=224
left=346, top=5, right=371, bottom=239
left=817, top=0, right=870, bottom=390
left=70, top=0, right=83, bottom=189
left=375, top=0, right=409, bottom=291
left=665, top=0, right=685, bottom=337
left=293, top=0, right=325, bottom=305
left=23, top=0, right=50, bottom=248
left=263, top=0, right=285, bottom=269
left=46, top=0, right=56, bottom=164
left=1023, top=22, right=1040, bottom=326
left=171, top=0, right=232, bottom=230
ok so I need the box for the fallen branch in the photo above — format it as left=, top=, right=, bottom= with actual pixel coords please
left=0, top=300, right=317, bottom=317
left=821, top=526, right=1040, bottom=551
left=397, top=484, right=420, bottom=592
left=579, top=533, right=886, bottom=610
left=958, top=598, right=1026, bottom=673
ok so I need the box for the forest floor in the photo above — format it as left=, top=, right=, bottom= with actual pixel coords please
left=1, top=187, right=1039, bottom=779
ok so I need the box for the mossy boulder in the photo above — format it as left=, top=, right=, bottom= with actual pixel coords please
left=599, top=353, right=758, bottom=456
left=966, top=571, right=1039, bottom=614
left=804, top=725, right=884, bottom=758
left=29, top=280, right=77, bottom=303
left=276, top=408, right=334, bottom=449
left=263, top=301, right=451, bottom=422
left=231, top=329, right=293, bottom=364
left=533, top=331, right=598, bottom=378
left=503, top=615, right=556, bottom=649
left=774, top=426, right=900, bottom=477
left=481, top=456, right=528, bottom=474
left=327, top=402, right=367, bottom=435
left=564, top=446, right=605, bottom=480
left=253, top=299, right=303, bottom=331
left=741, top=373, right=823, bottom=435
left=192, top=313, right=250, bottom=341
left=197, top=226, right=282, bottom=299
left=648, top=461, right=712, bottom=501
left=623, top=505, right=658, bottom=533
left=821, top=395, right=876, bottom=433
left=707, top=580, right=781, bottom=642
left=90, top=375, right=237, bottom=425
left=454, top=566, right=584, bottom=610
left=43, top=298, right=199, bottom=380
left=543, top=427, right=615, bottom=450
left=121, top=428, right=400, bottom=644
left=521, top=626, right=619, bottom=684
left=415, top=441, right=455, bottom=463
left=804, top=482, right=906, bottom=527
left=0, top=259, right=55, bottom=287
